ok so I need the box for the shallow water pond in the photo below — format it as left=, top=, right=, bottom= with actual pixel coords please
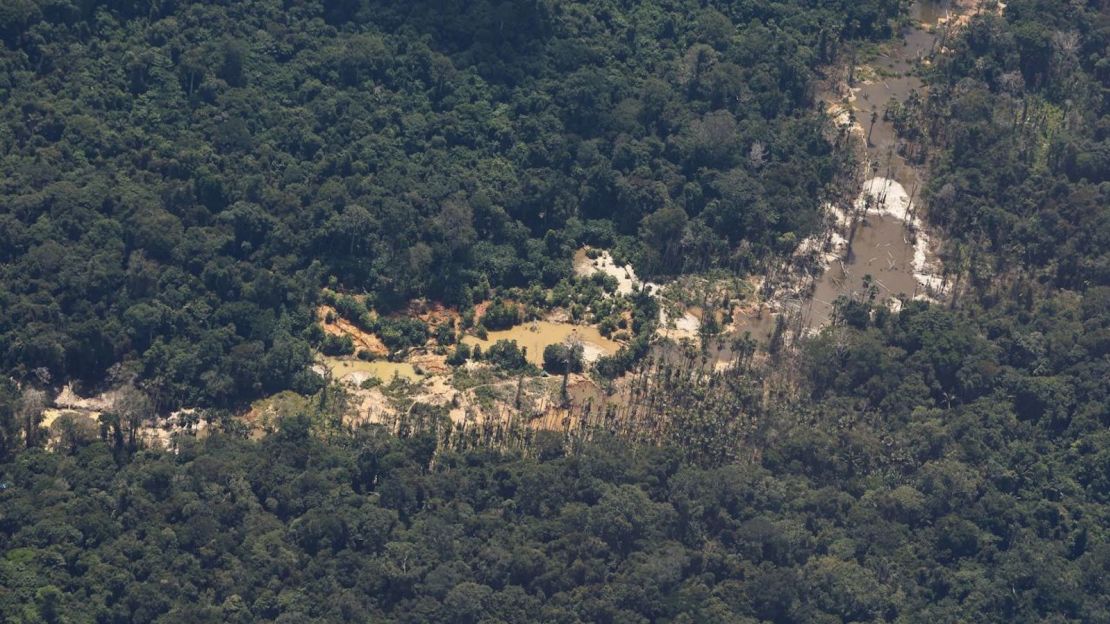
left=807, top=213, right=924, bottom=324
left=463, top=321, right=622, bottom=366
left=324, top=358, right=423, bottom=383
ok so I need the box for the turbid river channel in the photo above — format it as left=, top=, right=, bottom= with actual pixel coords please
left=802, top=0, right=956, bottom=328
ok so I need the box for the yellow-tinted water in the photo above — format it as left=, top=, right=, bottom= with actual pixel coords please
left=462, top=321, right=621, bottom=366
left=324, top=358, right=423, bottom=383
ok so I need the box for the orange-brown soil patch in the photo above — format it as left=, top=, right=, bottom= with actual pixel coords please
left=409, top=350, right=451, bottom=375
left=409, top=300, right=461, bottom=333
left=318, top=305, right=389, bottom=356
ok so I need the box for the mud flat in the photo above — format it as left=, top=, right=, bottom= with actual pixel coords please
left=728, top=307, right=781, bottom=344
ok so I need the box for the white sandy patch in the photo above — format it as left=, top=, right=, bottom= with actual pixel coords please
left=826, top=202, right=853, bottom=229
left=657, top=308, right=701, bottom=341
left=344, top=371, right=373, bottom=386
left=826, top=102, right=853, bottom=129
left=675, top=312, right=700, bottom=334
left=575, top=250, right=639, bottom=295
left=574, top=249, right=661, bottom=296
left=54, top=384, right=116, bottom=411
left=857, top=177, right=914, bottom=220
left=793, top=234, right=823, bottom=256
left=822, top=231, right=850, bottom=265
left=825, top=100, right=865, bottom=138
left=578, top=342, right=608, bottom=364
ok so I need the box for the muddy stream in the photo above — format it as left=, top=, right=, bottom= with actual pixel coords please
left=802, top=0, right=955, bottom=328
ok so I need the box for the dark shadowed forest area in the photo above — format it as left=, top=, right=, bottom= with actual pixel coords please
left=0, top=0, right=1108, bottom=622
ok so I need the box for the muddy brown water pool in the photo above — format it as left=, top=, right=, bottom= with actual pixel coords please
left=325, top=358, right=423, bottom=383
left=462, top=321, right=622, bottom=367
left=807, top=214, right=924, bottom=324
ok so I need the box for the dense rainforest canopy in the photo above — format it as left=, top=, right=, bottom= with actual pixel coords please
left=1, top=0, right=1108, bottom=622
left=0, top=288, right=1107, bottom=623
left=917, top=0, right=1109, bottom=291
